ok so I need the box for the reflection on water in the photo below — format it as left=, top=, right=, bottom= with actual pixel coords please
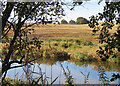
left=4, top=60, right=120, bottom=84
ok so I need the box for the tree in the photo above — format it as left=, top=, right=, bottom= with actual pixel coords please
left=69, top=20, right=75, bottom=24
left=61, top=19, right=68, bottom=24
left=88, top=1, right=120, bottom=61
left=1, top=0, right=83, bottom=80
left=76, top=17, right=88, bottom=24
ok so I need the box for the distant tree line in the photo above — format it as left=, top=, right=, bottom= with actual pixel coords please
left=61, top=17, right=88, bottom=24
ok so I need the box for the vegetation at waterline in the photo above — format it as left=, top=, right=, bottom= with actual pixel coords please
left=2, top=62, right=119, bottom=85
left=2, top=64, right=59, bottom=86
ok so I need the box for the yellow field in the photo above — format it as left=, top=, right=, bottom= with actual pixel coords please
left=28, top=24, right=98, bottom=42
left=7, top=24, right=99, bottom=42
left=8, top=23, right=118, bottom=41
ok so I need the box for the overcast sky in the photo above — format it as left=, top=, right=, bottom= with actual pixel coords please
left=60, top=0, right=105, bottom=22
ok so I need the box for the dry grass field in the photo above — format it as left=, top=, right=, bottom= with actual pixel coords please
left=7, top=23, right=118, bottom=41
left=25, top=23, right=117, bottom=41
left=7, top=24, right=99, bottom=42
left=28, top=24, right=98, bottom=42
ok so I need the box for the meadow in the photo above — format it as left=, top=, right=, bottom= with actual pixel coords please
left=3, top=24, right=119, bottom=63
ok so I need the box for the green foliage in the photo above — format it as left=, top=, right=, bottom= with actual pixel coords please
left=88, top=1, right=120, bottom=60
left=61, top=19, right=68, bottom=24
left=75, top=53, right=85, bottom=59
left=2, top=73, right=58, bottom=86
left=76, top=17, right=88, bottom=24
left=75, top=40, right=93, bottom=46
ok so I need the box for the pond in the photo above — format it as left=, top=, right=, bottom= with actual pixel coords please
left=4, top=59, right=120, bottom=84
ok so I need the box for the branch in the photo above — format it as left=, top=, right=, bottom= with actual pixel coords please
left=2, top=25, right=11, bottom=39
left=2, top=21, right=16, bottom=39
left=10, top=64, right=27, bottom=69
left=3, top=3, right=41, bottom=74
left=20, top=22, right=38, bottom=32
left=9, top=58, right=37, bottom=69
left=2, top=2, right=15, bottom=32
left=8, top=55, right=25, bottom=65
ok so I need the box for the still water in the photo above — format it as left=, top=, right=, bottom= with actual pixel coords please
left=5, top=60, right=120, bottom=84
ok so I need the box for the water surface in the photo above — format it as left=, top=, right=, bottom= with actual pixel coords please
left=5, top=60, right=120, bottom=84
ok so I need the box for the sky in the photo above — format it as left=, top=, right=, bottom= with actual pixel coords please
left=8, top=0, right=106, bottom=23
left=60, top=0, right=105, bottom=22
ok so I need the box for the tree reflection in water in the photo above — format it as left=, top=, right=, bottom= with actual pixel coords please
left=98, top=65, right=120, bottom=85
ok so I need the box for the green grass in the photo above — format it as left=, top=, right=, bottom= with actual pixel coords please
left=40, top=39, right=98, bottom=57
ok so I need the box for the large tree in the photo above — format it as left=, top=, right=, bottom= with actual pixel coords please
left=1, top=0, right=83, bottom=80
left=88, top=1, right=120, bottom=81
left=89, top=1, right=120, bottom=61
left=76, top=17, right=88, bottom=24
